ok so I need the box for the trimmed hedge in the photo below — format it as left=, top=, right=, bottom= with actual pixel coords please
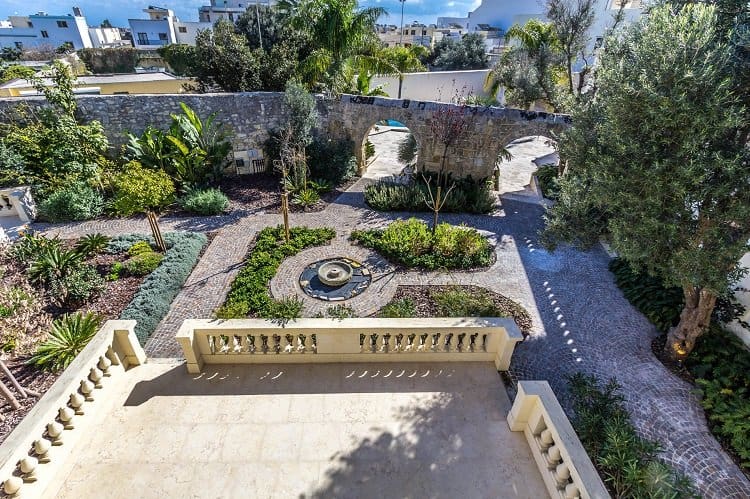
left=111, top=232, right=207, bottom=344
left=351, top=218, right=493, bottom=270
left=217, top=226, right=335, bottom=319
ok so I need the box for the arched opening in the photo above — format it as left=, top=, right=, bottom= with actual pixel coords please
left=495, top=135, right=558, bottom=200
left=360, top=119, right=419, bottom=182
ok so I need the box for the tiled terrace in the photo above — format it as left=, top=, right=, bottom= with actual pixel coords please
left=45, top=362, right=547, bottom=499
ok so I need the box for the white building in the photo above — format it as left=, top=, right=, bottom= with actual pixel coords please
left=0, top=8, right=94, bottom=51
left=438, top=0, right=643, bottom=53
left=198, top=0, right=273, bottom=23
left=128, top=6, right=211, bottom=50
left=87, top=27, right=130, bottom=48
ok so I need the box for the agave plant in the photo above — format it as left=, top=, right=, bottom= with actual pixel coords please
left=74, top=233, right=111, bottom=258
left=28, top=246, right=83, bottom=285
left=29, top=312, right=102, bottom=371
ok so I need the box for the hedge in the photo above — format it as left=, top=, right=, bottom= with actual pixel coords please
left=110, top=232, right=207, bottom=344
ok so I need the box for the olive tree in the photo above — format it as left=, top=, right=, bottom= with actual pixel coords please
left=542, top=4, right=750, bottom=360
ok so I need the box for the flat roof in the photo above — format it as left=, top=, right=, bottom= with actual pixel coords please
left=0, top=72, right=183, bottom=89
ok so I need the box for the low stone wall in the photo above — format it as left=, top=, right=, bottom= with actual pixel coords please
left=0, top=92, right=570, bottom=179
left=176, top=317, right=524, bottom=374
left=508, top=380, right=610, bottom=499
left=0, top=321, right=146, bottom=498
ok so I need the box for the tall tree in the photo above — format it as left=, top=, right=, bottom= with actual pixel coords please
left=546, top=0, right=596, bottom=95
left=378, top=45, right=427, bottom=98
left=542, top=4, right=750, bottom=360
left=431, top=33, right=489, bottom=70
left=193, top=20, right=261, bottom=92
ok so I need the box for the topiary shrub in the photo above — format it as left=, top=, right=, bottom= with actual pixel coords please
left=124, top=252, right=164, bottom=276
left=217, top=226, right=335, bottom=319
left=38, top=182, right=104, bottom=222
left=118, top=232, right=207, bottom=343
left=178, top=188, right=229, bottom=215
left=351, top=218, right=493, bottom=270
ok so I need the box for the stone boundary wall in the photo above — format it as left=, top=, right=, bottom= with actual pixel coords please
left=0, top=93, right=571, bottom=178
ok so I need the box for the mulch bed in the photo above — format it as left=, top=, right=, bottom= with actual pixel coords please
left=219, top=173, right=358, bottom=214
left=381, top=285, right=533, bottom=335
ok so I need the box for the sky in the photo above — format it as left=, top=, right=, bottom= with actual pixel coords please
left=0, top=0, right=481, bottom=27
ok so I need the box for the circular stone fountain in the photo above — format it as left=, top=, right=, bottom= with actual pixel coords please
left=300, top=257, right=371, bottom=301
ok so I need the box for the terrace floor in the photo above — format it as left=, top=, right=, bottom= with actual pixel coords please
left=46, top=362, right=547, bottom=499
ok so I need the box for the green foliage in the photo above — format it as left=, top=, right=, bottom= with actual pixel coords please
left=29, top=312, right=102, bottom=371
left=49, top=264, right=105, bottom=307
left=217, top=226, right=335, bottom=319
left=106, top=234, right=153, bottom=254
left=568, top=373, right=696, bottom=497
left=351, top=218, right=493, bottom=270
left=193, top=20, right=262, bottom=92
left=107, top=261, right=123, bottom=281
left=127, top=241, right=154, bottom=257
left=397, top=133, right=418, bottom=166
left=431, top=33, right=489, bottom=71
left=364, top=140, right=375, bottom=160
left=126, top=103, right=233, bottom=189
left=0, top=64, right=35, bottom=84
left=119, top=232, right=207, bottom=343
left=535, top=164, right=561, bottom=201
left=609, top=258, right=684, bottom=333
left=326, top=304, right=357, bottom=319
left=124, top=252, right=164, bottom=276
left=38, top=182, right=104, bottom=222
left=543, top=4, right=750, bottom=298
left=28, top=246, right=83, bottom=287
left=111, top=161, right=176, bottom=216
left=78, top=48, right=139, bottom=74
left=74, top=233, right=110, bottom=258
left=11, top=233, right=62, bottom=265
left=268, top=296, right=304, bottom=326
left=364, top=174, right=495, bottom=214
left=307, top=137, right=357, bottom=185
left=433, top=288, right=498, bottom=317
left=686, top=325, right=750, bottom=469
left=292, top=188, right=320, bottom=208
left=378, top=298, right=416, bottom=318
left=157, top=44, right=197, bottom=76
left=0, top=47, right=22, bottom=62
left=178, top=188, right=229, bottom=216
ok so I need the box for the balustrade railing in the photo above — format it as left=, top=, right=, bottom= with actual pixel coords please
left=508, top=381, right=610, bottom=499
left=0, top=321, right=146, bottom=498
left=176, top=317, right=524, bottom=374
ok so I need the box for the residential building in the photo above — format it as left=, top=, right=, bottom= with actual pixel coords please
left=376, top=22, right=466, bottom=49
left=0, top=8, right=93, bottom=51
left=198, top=0, right=273, bottom=23
left=0, top=72, right=191, bottom=97
left=128, top=6, right=211, bottom=50
left=438, top=0, right=643, bottom=53
left=87, top=27, right=131, bottom=48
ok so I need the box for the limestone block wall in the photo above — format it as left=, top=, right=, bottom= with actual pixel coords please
left=0, top=92, right=571, bottom=180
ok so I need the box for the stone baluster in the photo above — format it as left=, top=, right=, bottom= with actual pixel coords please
left=469, top=333, right=478, bottom=352
left=545, top=444, right=562, bottom=467
left=564, top=483, right=581, bottom=499
left=58, top=407, right=75, bottom=430
left=284, top=334, right=294, bottom=354
left=444, top=332, right=454, bottom=352
left=69, top=392, right=85, bottom=415
left=18, top=457, right=38, bottom=483
left=430, top=333, right=441, bottom=352
left=3, top=476, right=22, bottom=496
left=273, top=334, right=282, bottom=354
left=246, top=335, right=256, bottom=353
left=296, top=334, right=307, bottom=353
left=405, top=334, right=416, bottom=352
left=106, top=345, right=121, bottom=366
left=554, top=463, right=571, bottom=488
left=380, top=333, right=391, bottom=353
left=89, top=367, right=104, bottom=389
left=417, top=334, right=428, bottom=352
left=80, top=379, right=95, bottom=401
left=394, top=333, right=404, bottom=352
left=98, top=355, right=112, bottom=376
left=33, top=438, right=52, bottom=463
left=46, top=422, right=64, bottom=445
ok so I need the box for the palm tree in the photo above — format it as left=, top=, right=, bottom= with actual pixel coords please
left=298, top=0, right=388, bottom=92
left=379, top=45, right=427, bottom=98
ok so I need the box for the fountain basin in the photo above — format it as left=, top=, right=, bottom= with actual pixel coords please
left=318, top=261, right=353, bottom=287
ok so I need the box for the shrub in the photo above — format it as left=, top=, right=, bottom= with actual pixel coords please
left=379, top=298, right=415, bottom=318
left=326, top=304, right=356, bottom=319
left=28, top=246, right=83, bottom=286
left=48, top=264, right=105, bottom=307
left=107, top=234, right=154, bottom=254
left=11, top=233, right=62, bottom=265
left=268, top=296, right=304, bottom=326
left=38, top=182, right=104, bottom=222
left=364, top=174, right=495, bottom=214
left=292, top=188, right=320, bottom=208
left=178, top=188, right=229, bottom=215
left=118, top=232, right=207, bottom=343
left=307, top=137, right=357, bottom=185
left=124, top=252, right=164, bottom=276
left=433, top=288, right=498, bottom=317
left=74, top=233, right=110, bottom=257
left=111, top=161, right=176, bottom=217
left=686, top=325, right=750, bottom=469
left=217, top=226, right=335, bottom=319
left=568, top=373, right=696, bottom=497
left=127, top=241, right=154, bottom=257
left=107, top=262, right=123, bottom=281
left=351, top=218, right=493, bottom=270
left=535, top=164, right=561, bottom=200
left=29, top=312, right=102, bottom=371
left=608, top=258, right=684, bottom=333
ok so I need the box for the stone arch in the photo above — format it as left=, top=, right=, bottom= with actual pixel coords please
left=325, top=95, right=571, bottom=180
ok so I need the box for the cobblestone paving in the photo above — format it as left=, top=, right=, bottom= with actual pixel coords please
left=35, top=178, right=750, bottom=497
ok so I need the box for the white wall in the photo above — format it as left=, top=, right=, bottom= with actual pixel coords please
left=727, top=252, right=750, bottom=349
left=370, top=70, right=494, bottom=101
left=129, top=19, right=175, bottom=49
left=0, top=14, right=92, bottom=50
left=175, top=22, right=212, bottom=45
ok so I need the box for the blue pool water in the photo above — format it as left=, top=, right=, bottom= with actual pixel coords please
left=386, top=119, right=406, bottom=127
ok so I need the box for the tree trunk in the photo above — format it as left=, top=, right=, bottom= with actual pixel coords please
left=398, top=77, right=403, bottom=99
left=664, top=286, right=717, bottom=361
left=432, top=185, right=441, bottom=234
left=567, top=55, right=574, bottom=95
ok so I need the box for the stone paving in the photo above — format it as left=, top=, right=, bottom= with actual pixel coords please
left=36, top=177, right=750, bottom=497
